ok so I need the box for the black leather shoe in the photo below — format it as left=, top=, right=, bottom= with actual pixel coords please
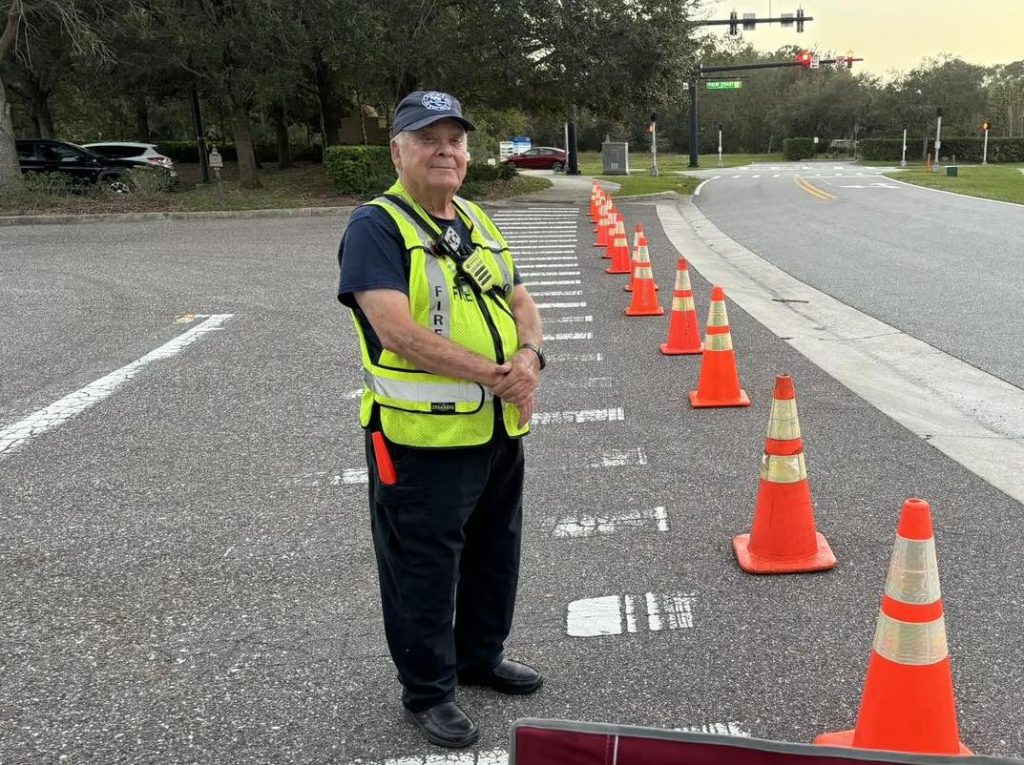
left=459, top=659, right=543, bottom=695
left=404, top=702, right=479, bottom=748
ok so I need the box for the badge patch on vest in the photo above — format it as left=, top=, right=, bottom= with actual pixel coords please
left=431, top=402, right=457, bottom=413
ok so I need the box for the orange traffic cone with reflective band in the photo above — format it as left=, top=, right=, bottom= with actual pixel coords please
left=625, top=255, right=663, bottom=317
left=816, top=498, right=971, bottom=755
left=595, top=203, right=612, bottom=247
left=733, top=375, right=835, bottom=574
left=590, top=184, right=603, bottom=225
left=625, top=234, right=660, bottom=292
left=660, top=259, right=702, bottom=355
left=689, top=286, right=750, bottom=407
left=606, top=220, right=632, bottom=274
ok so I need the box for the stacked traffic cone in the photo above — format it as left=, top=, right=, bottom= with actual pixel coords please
left=689, top=286, right=750, bottom=407
left=815, top=498, right=971, bottom=755
left=733, top=375, right=835, bottom=574
left=589, top=184, right=603, bottom=225
left=624, top=246, right=663, bottom=317
left=625, top=233, right=660, bottom=293
left=660, top=259, right=702, bottom=355
left=606, top=219, right=632, bottom=274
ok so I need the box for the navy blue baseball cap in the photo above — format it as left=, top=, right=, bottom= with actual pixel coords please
left=391, top=90, right=475, bottom=136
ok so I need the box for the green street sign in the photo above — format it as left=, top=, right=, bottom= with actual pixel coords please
left=705, top=80, right=743, bottom=91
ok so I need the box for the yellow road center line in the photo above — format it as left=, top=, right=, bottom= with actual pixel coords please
left=795, top=176, right=837, bottom=201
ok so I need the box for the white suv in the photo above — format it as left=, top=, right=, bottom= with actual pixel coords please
left=82, top=142, right=176, bottom=178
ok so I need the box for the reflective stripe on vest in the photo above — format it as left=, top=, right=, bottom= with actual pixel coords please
left=375, top=200, right=452, bottom=338
left=365, top=370, right=493, bottom=406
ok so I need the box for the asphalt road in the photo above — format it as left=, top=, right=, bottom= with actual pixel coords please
left=692, top=161, right=1024, bottom=390
left=2, top=193, right=1023, bottom=763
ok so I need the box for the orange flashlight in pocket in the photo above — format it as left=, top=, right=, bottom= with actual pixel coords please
left=371, top=431, right=398, bottom=485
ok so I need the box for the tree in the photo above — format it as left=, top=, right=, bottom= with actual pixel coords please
left=2, top=0, right=110, bottom=192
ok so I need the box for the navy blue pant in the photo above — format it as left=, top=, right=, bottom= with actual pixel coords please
left=365, top=429, right=525, bottom=712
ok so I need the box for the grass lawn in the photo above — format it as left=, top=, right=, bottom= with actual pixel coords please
left=884, top=164, right=1024, bottom=205
left=597, top=172, right=701, bottom=197
left=577, top=151, right=786, bottom=175
left=0, top=162, right=552, bottom=217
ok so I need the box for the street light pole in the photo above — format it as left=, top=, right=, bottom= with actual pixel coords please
left=688, top=78, right=699, bottom=168
left=982, top=124, right=990, bottom=165
left=932, top=107, right=943, bottom=173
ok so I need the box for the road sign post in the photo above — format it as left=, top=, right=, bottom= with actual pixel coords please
left=982, top=122, right=991, bottom=165
left=718, top=124, right=723, bottom=168
left=932, top=108, right=943, bottom=173
left=901, top=128, right=908, bottom=167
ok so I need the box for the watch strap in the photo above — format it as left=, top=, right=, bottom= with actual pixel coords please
left=518, top=342, right=546, bottom=370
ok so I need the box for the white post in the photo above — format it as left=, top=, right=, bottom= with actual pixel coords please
left=982, top=127, right=989, bottom=165
left=901, top=128, right=907, bottom=167
left=650, top=121, right=659, bottom=177
left=717, top=127, right=723, bottom=168
left=932, top=110, right=943, bottom=173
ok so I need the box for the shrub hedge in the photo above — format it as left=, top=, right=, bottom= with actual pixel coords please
left=324, top=145, right=395, bottom=195
left=859, top=137, right=1024, bottom=163
left=783, top=137, right=815, bottom=161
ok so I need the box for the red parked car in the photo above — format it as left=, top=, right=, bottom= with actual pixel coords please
left=503, top=146, right=567, bottom=171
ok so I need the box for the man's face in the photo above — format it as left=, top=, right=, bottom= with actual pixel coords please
left=392, top=119, right=469, bottom=197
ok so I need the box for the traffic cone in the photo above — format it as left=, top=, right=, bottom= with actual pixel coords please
left=624, top=251, right=664, bottom=317
left=625, top=234, right=660, bottom=293
left=595, top=202, right=612, bottom=248
left=689, top=286, right=750, bottom=407
left=732, top=375, right=835, bottom=574
left=589, top=184, right=602, bottom=224
left=815, top=498, right=971, bottom=755
left=602, top=211, right=619, bottom=259
left=632, top=223, right=645, bottom=252
left=660, top=259, right=703, bottom=355
left=606, top=220, right=632, bottom=274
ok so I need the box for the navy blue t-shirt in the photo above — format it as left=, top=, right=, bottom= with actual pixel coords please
left=337, top=203, right=521, bottom=361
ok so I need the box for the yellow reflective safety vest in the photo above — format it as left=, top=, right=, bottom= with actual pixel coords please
left=351, top=180, right=529, bottom=448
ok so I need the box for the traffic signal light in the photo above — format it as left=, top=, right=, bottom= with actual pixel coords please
left=796, top=50, right=812, bottom=68
left=729, top=10, right=738, bottom=35
left=796, top=7, right=805, bottom=32
left=981, top=121, right=992, bottom=131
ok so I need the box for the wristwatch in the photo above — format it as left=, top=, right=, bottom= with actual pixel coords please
left=518, top=342, right=546, bottom=370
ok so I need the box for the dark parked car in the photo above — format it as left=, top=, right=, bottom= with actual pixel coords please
left=502, top=146, right=567, bottom=171
left=16, top=138, right=138, bottom=192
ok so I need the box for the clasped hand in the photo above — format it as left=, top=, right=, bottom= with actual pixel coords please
left=491, top=350, right=539, bottom=427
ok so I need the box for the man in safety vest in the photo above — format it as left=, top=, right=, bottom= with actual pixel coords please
left=336, top=90, right=545, bottom=748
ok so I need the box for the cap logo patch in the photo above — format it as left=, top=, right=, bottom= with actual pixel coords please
left=421, top=91, right=453, bottom=111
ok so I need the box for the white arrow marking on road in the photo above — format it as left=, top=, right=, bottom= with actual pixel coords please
left=566, top=592, right=697, bottom=636
left=0, top=314, right=233, bottom=459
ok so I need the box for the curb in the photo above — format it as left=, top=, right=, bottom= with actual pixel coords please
left=0, top=205, right=355, bottom=227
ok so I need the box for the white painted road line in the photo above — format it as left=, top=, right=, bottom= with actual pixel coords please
left=531, top=407, right=624, bottom=425
left=678, top=722, right=750, bottom=736
left=553, top=505, right=667, bottom=538
left=520, top=271, right=581, bottom=278
left=515, top=255, right=578, bottom=262
left=566, top=592, right=696, bottom=636
left=524, top=279, right=581, bottom=287
left=546, top=352, right=603, bottom=362
left=549, top=315, right=593, bottom=323
left=0, top=314, right=233, bottom=459
left=535, top=301, right=587, bottom=309
left=532, top=290, right=583, bottom=298
left=542, top=331, right=592, bottom=341
left=349, top=748, right=508, bottom=764
left=515, top=262, right=581, bottom=269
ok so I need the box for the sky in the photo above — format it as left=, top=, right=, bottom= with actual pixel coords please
left=703, top=0, right=1023, bottom=78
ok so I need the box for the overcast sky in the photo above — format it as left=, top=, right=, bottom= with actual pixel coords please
left=702, top=0, right=1023, bottom=78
